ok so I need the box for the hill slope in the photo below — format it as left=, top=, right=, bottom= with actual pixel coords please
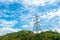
left=0, top=30, right=60, bottom=40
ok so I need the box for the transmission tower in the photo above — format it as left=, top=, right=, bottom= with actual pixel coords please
left=33, top=14, right=42, bottom=33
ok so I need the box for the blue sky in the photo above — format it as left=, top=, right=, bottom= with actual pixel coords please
left=0, top=0, right=60, bottom=36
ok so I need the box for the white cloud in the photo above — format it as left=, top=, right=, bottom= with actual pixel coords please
left=0, top=27, right=21, bottom=36
left=21, top=24, right=33, bottom=31
left=0, top=19, right=21, bottom=36
left=40, top=7, right=60, bottom=20
left=0, top=27, right=19, bottom=32
left=46, top=0, right=56, bottom=4
left=22, top=0, right=56, bottom=6
left=34, top=0, right=46, bottom=6
left=0, top=10, right=16, bottom=17
left=21, top=25, right=28, bottom=28
left=0, top=0, right=6, bottom=2
left=7, top=0, right=14, bottom=2
left=0, top=19, right=18, bottom=27
left=0, top=0, right=14, bottom=2
left=22, top=0, right=33, bottom=5
left=29, top=22, right=34, bottom=26
left=46, top=12, right=56, bottom=19
left=21, top=21, right=34, bottom=30
left=58, top=21, right=60, bottom=24
left=52, top=26, right=60, bottom=33
left=55, top=9, right=60, bottom=17
left=40, top=15, right=48, bottom=19
left=20, top=14, right=34, bottom=22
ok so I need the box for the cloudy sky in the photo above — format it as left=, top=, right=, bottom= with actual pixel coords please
left=0, top=0, right=60, bottom=36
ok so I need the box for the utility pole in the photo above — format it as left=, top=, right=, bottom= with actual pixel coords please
left=33, top=14, right=42, bottom=33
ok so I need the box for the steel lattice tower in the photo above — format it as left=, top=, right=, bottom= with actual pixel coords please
left=33, top=14, right=42, bottom=33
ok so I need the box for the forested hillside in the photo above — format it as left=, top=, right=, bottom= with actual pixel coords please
left=0, top=30, right=60, bottom=40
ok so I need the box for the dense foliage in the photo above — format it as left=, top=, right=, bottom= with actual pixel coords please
left=0, top=30, right=60, bottom=40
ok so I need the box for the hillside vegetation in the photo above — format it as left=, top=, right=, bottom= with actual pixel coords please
left=0, top=30, right=60, bottom=40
